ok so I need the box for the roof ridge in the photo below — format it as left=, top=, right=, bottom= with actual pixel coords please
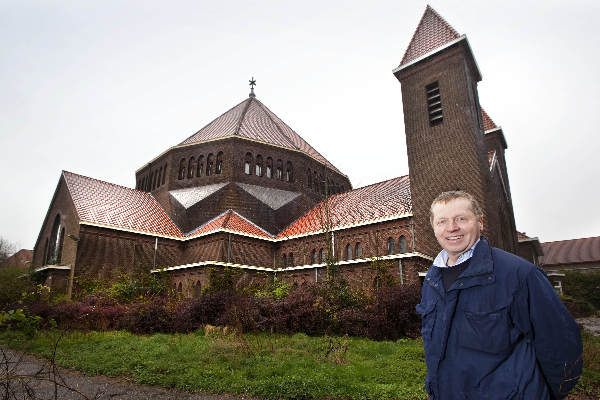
left=399, top=5, right=460, bottom=67
left=180, top=98, right=249, bottom=143
left=62, top=170, right=138, bottom=192
left=234, top=97, right=253, bottom=136
left=351, top=174, right=410, bottom=192
left=222, top=209, right=233, bottom=227
left=253, top=99, right=299, bottom=150
left=226, top=210, right=274, bottom=237
left=542, top=235, right=600, bottom=244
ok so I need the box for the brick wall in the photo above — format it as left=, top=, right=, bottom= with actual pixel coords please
left=395, top=42, right=496, bottom=257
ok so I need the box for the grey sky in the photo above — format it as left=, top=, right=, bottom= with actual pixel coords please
left=1, top=0, right=598, bottom=250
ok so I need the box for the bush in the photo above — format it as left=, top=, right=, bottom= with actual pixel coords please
left=563, top=271, right=600, bottom=311
left=0, top=267, right=36, bottom=309
left=0, top=308, right=42, bottom=337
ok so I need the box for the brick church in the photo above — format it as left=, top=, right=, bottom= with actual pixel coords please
left=32, top=6, right=539, bottom=296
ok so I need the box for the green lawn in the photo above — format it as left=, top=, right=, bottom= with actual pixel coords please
left=0, top=329, right=428, bottom=399
left=1, top=329, right=598, bottom=400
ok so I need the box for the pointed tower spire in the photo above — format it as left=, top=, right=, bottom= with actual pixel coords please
left=398, top=5, right=460, bottom=68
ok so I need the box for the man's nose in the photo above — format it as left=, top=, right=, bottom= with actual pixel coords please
left=448, top=220, right=459, bottom=231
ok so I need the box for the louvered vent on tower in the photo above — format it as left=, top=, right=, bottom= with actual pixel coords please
left=426, top=81, right=443, bottom=126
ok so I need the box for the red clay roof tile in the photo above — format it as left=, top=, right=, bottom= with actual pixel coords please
left=399, top=5, right=460, bottom=67
left=481, top=108, right=498, bottom=131
left=63, top=171, right=184, bottom=238
left=179, top=97, right=343, bottom=175
left=540, top=236, right=600, bottom=266
left=187, top=209, right=273, bottom=239
left=278, top=176, right=412, bottom=238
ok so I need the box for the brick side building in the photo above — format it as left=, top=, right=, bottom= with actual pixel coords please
left=32, top=6, right=534, bottom=295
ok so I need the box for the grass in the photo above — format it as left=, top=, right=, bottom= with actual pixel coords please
left=1, top=329, right=598, bottom=400
left=0, top=329, right=428, bottom=400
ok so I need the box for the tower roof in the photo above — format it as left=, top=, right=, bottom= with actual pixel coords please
left=399, top=5, right=460, bottom=67
left=179, top=97, right=343, bottom=175
left=481, top=108, right=498, bottom=131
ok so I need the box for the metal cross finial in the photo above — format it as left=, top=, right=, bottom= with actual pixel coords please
left=249, top=77, right=256, bottom=98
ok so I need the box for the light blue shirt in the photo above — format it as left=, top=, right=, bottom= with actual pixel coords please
left=433, top=238, right=480, bottom=268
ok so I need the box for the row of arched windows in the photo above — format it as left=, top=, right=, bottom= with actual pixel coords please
left=387, top=236, right=408, bottom=255
left=42, top=214, right=64, bottom=265
left=173, top=280, right=202, bottom=297
left=304, top=235, right=409, bottom=265
left=306, top=168, right=345, bottom=195
left=137, top=163, right=167, bottom=191
left=244, top=153, right=293, bottom=182
left=282, top=252, right=294, bottom=267
left=178, top=152, right=224, bottom=180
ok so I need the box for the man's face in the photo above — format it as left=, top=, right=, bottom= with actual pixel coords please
left=431, top=197, right=483, bottom=264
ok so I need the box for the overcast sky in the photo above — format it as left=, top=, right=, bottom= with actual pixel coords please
left=1, top=0, right=598, bottom=250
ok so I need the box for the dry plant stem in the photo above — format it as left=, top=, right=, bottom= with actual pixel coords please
left=0, top=332, right=96, bottom=400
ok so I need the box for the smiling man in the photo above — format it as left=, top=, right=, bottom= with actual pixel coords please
left=417, top=191, right=582, bottom=400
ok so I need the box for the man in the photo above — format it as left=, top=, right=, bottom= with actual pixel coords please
left=417, top=191, right=582, bottom=400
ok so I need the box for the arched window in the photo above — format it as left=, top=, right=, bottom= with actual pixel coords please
left=156, top=168, right=162, bottom=187
left=162, top=164, right=167, bottom=185
left=206, top=153, right=214, bottom=175
left=355, top=242, right=363, bottom=258
left=244, top=152, right=253, bottom=175
left=313, top=171, right=318, bottom=192
left=286, top=161, right=293, bottom=182
left=216, top=152, right=223, bottom=174
left=319, top=174, right=325, bottom=194
left=188, top=157, right=195, bottom=178
left=43, top=238, right=49, bottom=266
left=387, top=237, right=395, bottom=255
left=197, top=156, right=204, bottom=177
left=289, top=253, right=294, bottom=266
left=266, top=157, right=273, bottom=178
left=399, top=236, right=408, bottom=253
left=307, top=169, right=312, bottom=187
left=57, top=227, right=65, bottom=264
left=150, top=171, right=155, bottom=190
left=48, top=214, right=61, bottom=264
left=255, top=155, right=263, bottom=176
left=194, top=280, right=202, bottom=297
left=311, top=249, right=317, bottom=264
left=345, top=244, right=352, bottom=260
left=178, top=158, right=186, bottom=180
left=282, top=254, right=287, bottom=268
left=319, top=248, right=325, bottom=263
left=177, top=282, right=182, bottom=293
left=276, top=159, right=283, bottom=180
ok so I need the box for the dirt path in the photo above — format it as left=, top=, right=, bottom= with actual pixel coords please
left=1, top=347, right=260, bottom=400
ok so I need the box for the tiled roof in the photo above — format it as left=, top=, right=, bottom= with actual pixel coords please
left=399, top=5, right=460, bottom=67
left=481, top=108, right=497, bottom=131
left=278, top=176, right=412, bottom=238
left=517, top=231, right=531, bottom=241
left=63, top=171, right=184, bottom=238
left=187, top=209, right=273, bottom=239
left=179, top=97, right=343, bottom=175
left=540, top=236, right=600, bottom=266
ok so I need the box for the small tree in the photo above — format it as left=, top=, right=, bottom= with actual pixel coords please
left=0, top=236, right=16, bottom=266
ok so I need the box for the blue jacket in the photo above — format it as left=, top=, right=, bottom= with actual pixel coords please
left=416, top=237, right=582, bottom=400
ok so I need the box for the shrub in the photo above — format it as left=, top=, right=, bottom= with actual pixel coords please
left=0, top=267, right=36, bottom=309
left=563, top=271, right=600, bottom=311
left=122, top=298, right=173, bottom=334
left=0, top=308, right=42, bottom=337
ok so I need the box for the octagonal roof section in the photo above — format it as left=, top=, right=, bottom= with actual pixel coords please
left=178, top=97, right=344, bottom=176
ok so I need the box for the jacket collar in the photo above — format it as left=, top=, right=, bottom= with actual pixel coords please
left=424, top=237, right=495, bottom=294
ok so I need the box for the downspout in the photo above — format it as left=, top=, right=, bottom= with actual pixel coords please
left=153, top=237, right=158, bottom=269
left=410, top=220, right=416, bottom=252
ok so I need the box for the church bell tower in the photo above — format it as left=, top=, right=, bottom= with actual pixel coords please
left=393, top=6, right=496, bottom=256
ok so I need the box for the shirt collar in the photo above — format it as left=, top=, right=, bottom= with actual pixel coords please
left=433, top=238, right=481, bottom=268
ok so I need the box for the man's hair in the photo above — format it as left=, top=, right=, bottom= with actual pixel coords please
left=429, top=190, right=483, bottom=224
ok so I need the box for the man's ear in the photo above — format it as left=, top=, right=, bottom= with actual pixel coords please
left=478, top=217, right=484, bottom=230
